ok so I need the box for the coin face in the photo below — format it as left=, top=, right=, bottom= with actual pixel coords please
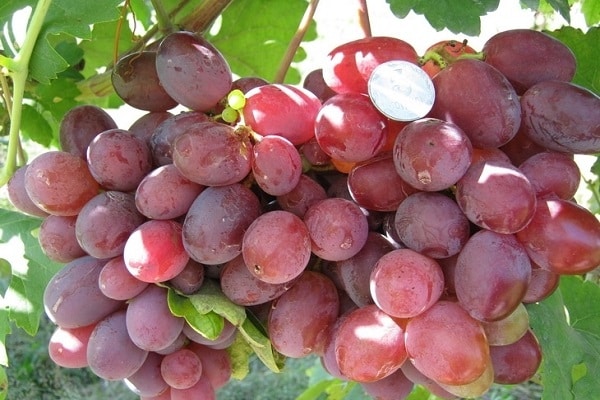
left=368, top=60, right=435, bottom=121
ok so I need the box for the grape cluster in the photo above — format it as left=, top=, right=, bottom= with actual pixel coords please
left=7, top=28, right=600, bottom=400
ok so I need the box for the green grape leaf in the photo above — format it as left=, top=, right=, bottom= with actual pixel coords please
left=79, top=18, right=134, bottom=78
left=545, top=0, right=571, bottom=22
left=33, top=78, right=80, bottom=130
left=187, top=279, right=246, bottom=326
left=527, top=276, right=600, bottom=400
left=128, top=0, right=153, bottom=30
left=299, top=359, right=364, bottom=400
left=0, top=209, right=62, bottom=336
left=238, top=317, right=284, bottom=373
left=19, top=105, right=53, bottom=147
left=386, top=0, right=500, bottom=36
left=167, top=289, right=225, bottom=340
left=28, top=0, right=122, bottom=83
left=206, top=0, right=317, bottom=83
left=582, top=0, right=600, bottom=26
left=0, top=290, right=10, bottom=367
left=226, top=333, right=253, bottom=380
left=547, top=26, right=600, bottom=95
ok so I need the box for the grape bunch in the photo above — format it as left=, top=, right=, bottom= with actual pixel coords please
left=7, top=27, right=600, bottom=400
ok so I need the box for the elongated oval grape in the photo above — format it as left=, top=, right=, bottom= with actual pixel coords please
left=150, top=111, right=210, bottom=166
left=455, top=230, right=531, bottom=322
left=276, top=174, right=327, bottom=218
left=98, top=256, right=149, bottom=301
left=155, top=31, right=232, bottom=111
left=128, top=111, right=173, bottom=146
left=242, top=210, right=311, bottom=284
left=242, top=83, right=322, bottom=145
left=334, top=304, right=407, bottom=382
left=405, top=300, right=489, bottom=386
left=522, top=262, right=559, bottom=303
left=44, top=256, right=122, bottom=328
left=112, top=51, right=178, bottom=111
left=268, top=271, right=339, bottom=357
left=87, top=310, right=149, bottom=380
left=304, top=197, right=369, bottom=261
left=172, top=121, right=252, bottom=186
left=520, top=80, right=600, bottom=154
left=39, top=215, right=86, bottom=263
left=126, top=285, right=185, bottom=351
left=252, top=135, right=302, bottom=196
left=76, top=191, right=146, bottom=259
left=87, top=128, right=153, bottom=191
left=124, top=352, right=169, bottom=398
left=168, top=259, right=205, bottom=295
left=370, top=248, right=445, bottom=318
left=456, top=161, right=536, bottom=234
left=48, top=324, right=96, bottom=368
left=315, top=92, right=387, bottom=163
left=59, top=104, right=117, bottom=158
left=323, top=36, right=419, bottom=95
left=515, top=197, right=600, bottom=274
left=518, top=151, right=580, bottom=199
left=182, top=184, right=261, bottom=265
left=428, top=58, right=521, bottom=148
left=6, top=165, right=49, bottom=218
left=348, top=153, right=419, bottom=212
left=394, top=191, right=470, bottom=259
left=303, top=68, right=336, bottom=102
left=490, top=329, right=542, bottom=384
left=24, top=151, right=99, bottom=216
left=482, top=29, right=576, bottom=94
left=393, top=118, right=472, bottom=191
left=124, top=220, right=189, bottom=283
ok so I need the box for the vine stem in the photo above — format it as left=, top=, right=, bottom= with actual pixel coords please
left=357, top=0, right=372, bottom=37
left=273, top=0, right=320, bottom=83
left=150, top=0, right=176, bottom=35
left=1, top=0, right=53, bottom=187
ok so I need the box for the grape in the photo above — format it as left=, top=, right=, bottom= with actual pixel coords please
left=322, top=36, right=419, bottom=95
left=315, top=92, right=387, bottom=163
left=98, top=256, right=149, bottom=301
left=126, top=284, right=185, bottom=351
left=170, top=375, right=216, bottom=400
left=437, top=254, right=458, bottom=296
left=268, top=271, right=339, bottom=357
left=360, top=368, right=414, bottom=400
left=150, top=111, right=210, bottom=166
left=303, top=197, right=369, bottom=261
left=427, top=58, right=521, bottom=148
left=319, top=318, right=348, bottom=379
left=59, top=104, right=117, bottom=158
left=334, top=304, right=407, bottom=382
left=518, top=151, right=581, bottom=199
left=155, top=31, right=232, bottom=111
left=160, top=348, right=203, bottom=389
left=482, top=29, right=576, bottom=94
left=38, top=215, right=86, bottom=263
left=44, top=256, right=122, bottom=328
left=393, top=118, right=472, bottom=191
left=522, top=262, right=560, bottom=303
left=394, top=192, right=470, bottom=259
left=400, top=360, right=458, bottom=399
left=470, top=146, right=512, bottom=165
left=242, top=210, right=311, bottom=284
left=86, top=128, right=153, bottom=191
left=6, top=165, right=49, bottom=218
left=370, top=248, right=445, bottom=319
left=168, top=259, right=205, bottom=295
left=404, top=300, right=489, bottom=386
left=182, top=184, right=261, bottom=265
left=334, top=232, right=395, bottom=307
left=303, top=68, right=336, bottom=102
left=124, top=219, right=189, bottom=283
left=172, top=121, right=252, bottom=186
left=300, top=137, right=331, bottom=166
left=481, top=302, right=529, bottom=346
left=220, top=255, right=291, bottom=306
left=124, top=352, right=169, bottom=398
left=135, top=164, right=205, bottom=220
left=154, top=332, right=187, bottom=356
left=24, top=151, right=99, bottom=216
left=112, top=51, right=178, bottom=111
left=183, top=319, right=237, bottom=349
left=421, top=39, right=478, bottom=78
left=76, top=191, right=145, bottom=259
left=515, top=197, right=600, bottom=275
left=242, top=83, right=322, bottom=145
left=455, top=230, right=531, bottom=322
left=348, top=153, right=419, bottom=212
left=128, top=111, right=173, bottom=147
left=520, top=80, right=600, bottom=154
left=455, top=160, right=536, bottom=234
left=87, top=310, right=149, bottom=380
left=231, top=76, right=268, bottom=93
left=489, top=329, right=542, bottom=384
left=276, top=174, right=328, bottom=218
left=48, top=323, right=96, bottom=368
left=252, top=135, right=302, bottom=196
left=187, top=343, right=232, bottom=390
left=499, top=124, right=548, bottom=166
left=140, top=388, right=171, bottom=400
left=437, top=357, right=494, bottom=398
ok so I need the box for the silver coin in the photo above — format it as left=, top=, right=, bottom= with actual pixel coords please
left=368, top=60, right=435, bottom=121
